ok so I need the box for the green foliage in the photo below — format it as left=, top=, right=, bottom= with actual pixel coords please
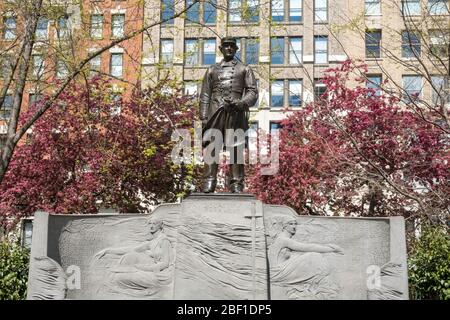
left=0, top=240, right=29, bottom=300
left=408, top=225, right=450, bottom=300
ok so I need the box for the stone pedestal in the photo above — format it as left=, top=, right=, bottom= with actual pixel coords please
left=27, top=194, right=409, bottom=300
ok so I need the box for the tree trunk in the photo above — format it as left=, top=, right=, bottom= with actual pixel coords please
left=0, top=0, right=43, bottom=183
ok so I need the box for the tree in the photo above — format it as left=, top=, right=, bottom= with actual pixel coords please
left=409, top=224, right=450, bottom=300
left=329, top=0, right=449, bottom=132
left=0, top=0, right=199, bottom=184
left=248, top=61, right=449, bottom=232
left=0, top=239, right=29, bottom=300
left=0, top=78, right=201, bottom=230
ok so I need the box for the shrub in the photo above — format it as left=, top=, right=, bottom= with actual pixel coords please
left=408, top=225, right=450, bottom=300
left=0, top=240, right=29, bottom=300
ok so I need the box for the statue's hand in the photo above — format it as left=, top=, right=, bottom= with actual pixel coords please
left=233, top=99, right=247, bottom=112
left=328, top=244, right=344, bottom=255
left=95, top=249, right=108, bottom=259
left=222, top=98, right=234, bottom=113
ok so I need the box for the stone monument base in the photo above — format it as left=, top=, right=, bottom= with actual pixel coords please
left=27, top=194, right=408, bottom=300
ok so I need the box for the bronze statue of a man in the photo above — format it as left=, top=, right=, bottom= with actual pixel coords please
left=199, top=37, right=258, bottom=193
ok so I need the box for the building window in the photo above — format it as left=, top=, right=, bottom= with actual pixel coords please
left=229, top=0, right=259, bottom=23
left=271, top=80, right=284, bottom=107
left=429, top=30, right=449, bottom=58
left=185, top=0, right=218, bottom=25
left=365, top=0, right=381, bottom=15
left=288, top=80, right=302, bottom=107
left=245, top=38, right=259, bottom=65
left=110, top=53, right=123, bottom=78
left=290, top=0, right=302, bottom=21
left=185, top=39, right=199, bottom=66
left=202, top=39, right=216, bottom=65
left=184, top=81, right=198, bottom=96
left=402, top=75, right=422, bottom=102
left=314, top=0, right=327, bottom=23
left=366, top=75, right=382, bottom=96
left=35, top=18, right=48, bottom=40
left=1, top=94, right=12, bottom=120
left=56, top=17, right=69, bottom=39
left=90, top=14, right=103, bottom=39
left=32, top=55, right=44, bottom=78
left=428, top=0, right=448, bottom=15
left=271, top=0, right=302, bottom=22
left=111, top=14, right=125, bottom=38
left=109, top=92, right=122, bottom=116
left=89, top=55, right=101, bottom=77
left=204, top=0, right=217, bottom=24
left=271, top=37, right=284, bottom=64
left=3, top=17, right=16, bottom=40
left=160, top=39, right=174, bottom=64
left=236, top=38, right=259, bottom=64
left=162, top=0, right=175, bottom=25
left=272, top=0, right=284, bottom=21
left=184, top=38, right=215, bottom=66
left=402, top=0, right=421, bottom=15
left=431, top=76, right=449, bottom=105
left=56, top=60, right=69, bottom=79
left=402, top=31, right=421, bottom=58
left=365, top=30, right=381, bottom=58
left=314, top=78, right=327, bottom=101
left=270, top=121, right=283, bottom=132
left=289, top=37, right=302, bottom=64
left=314, top=36, right=328, bottom=64
left=186, top=0, right=200, bottom=23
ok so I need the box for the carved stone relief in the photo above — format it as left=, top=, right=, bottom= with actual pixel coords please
left=265, top=215, right=344, bottom=300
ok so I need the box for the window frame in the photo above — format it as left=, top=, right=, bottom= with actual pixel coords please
left=314, top=0, right=328, bottom=23
left=365, top=30, right=382, bottom=59
left=288, top=37, right=302, bottom=65
left=3, top=16, right=16, bottom=40
left=402, top=75, right=423, bottom=102
left=366, top=74, right=382, bottom=96
left=160, top=39, right=174, bottom=65
left=90, top=14, right=104, bottom=39
left=431, top=75, right=449, bottom=105
left=402, top=0, right=421, bottom=16
left=288, top=79, right=302, bottom=107
left=162, top=0, right=176, bottom=25
left=89, top=55, right=102, bottom=78
left=365, top=0, right=381, bottom=15
left=228, top=0, right=260, bottom=24
left=270, top=79, right=285, bottom=108
left=0, top=94, right=13, bottom=120
left=110, top=53, right=124, bottom=78
left=401, top=30, right=421, bottom=58
left=35, top=17, right=49, bottom=41
left=32, top=55, right=45, bottom=79
left=111, top=14, right=125, bottom=39
left=314, top=35, right=328, bottom=64
left=428, top=0, right=449, bottom=15
left=271, top=37, right=285, bottom=65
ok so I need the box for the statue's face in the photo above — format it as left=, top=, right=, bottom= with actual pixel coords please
left=149, top=220, right=162, bottom=233
left=220, top=43, right=238, bottom=60
left=283, top=220, right=297, bottom=235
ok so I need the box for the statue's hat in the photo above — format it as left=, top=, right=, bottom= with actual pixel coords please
left=221, top=37, right=237, bottom=46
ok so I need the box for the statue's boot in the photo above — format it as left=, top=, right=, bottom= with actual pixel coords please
left=203, top=163, right=218, bottom=193
left=229, top=164, right=244, bottom=193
